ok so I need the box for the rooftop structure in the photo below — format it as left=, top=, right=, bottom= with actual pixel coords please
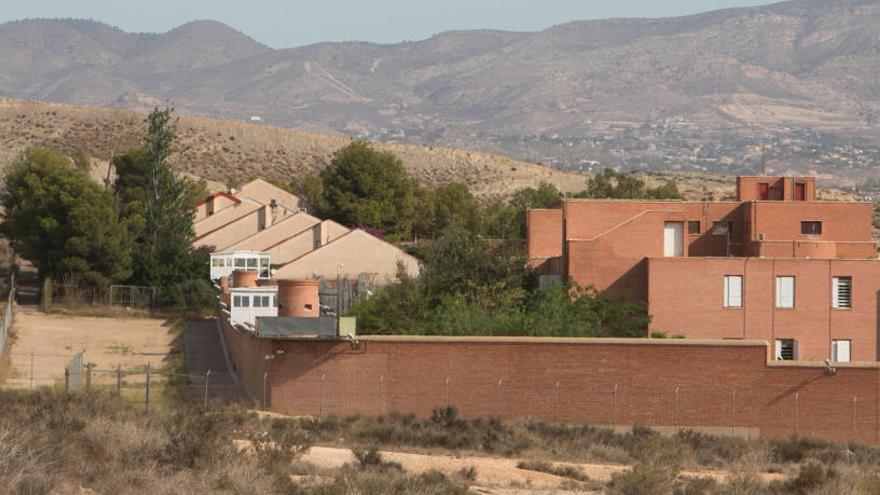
left=527, top=176, right=879, bottom=362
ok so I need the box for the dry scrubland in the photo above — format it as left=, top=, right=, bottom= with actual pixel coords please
left=2, top=391, right=880, bottom=494
left=0, top=98, right=586, bottom=198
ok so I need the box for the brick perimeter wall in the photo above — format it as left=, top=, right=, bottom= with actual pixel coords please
left=220, top=317, right=880, bottom=444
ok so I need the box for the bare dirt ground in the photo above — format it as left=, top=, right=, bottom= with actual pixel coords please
left=298, top=445, right=784, bottom=494
left=1, top=306, right=177, bottom=389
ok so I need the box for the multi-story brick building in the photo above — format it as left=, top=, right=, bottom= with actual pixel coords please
left=527, top=176, right=879, bottom=362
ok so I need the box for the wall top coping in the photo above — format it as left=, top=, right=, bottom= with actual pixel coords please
left=645, top=256, right=880, bottom=263
left=355, top=335, right=768, bottom=347
left=767, top=360, right=880, bottom=370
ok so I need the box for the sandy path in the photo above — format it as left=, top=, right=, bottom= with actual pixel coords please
left=301, top=445, right=785, bottom=492
left=2, top=306, right=176, bottom=388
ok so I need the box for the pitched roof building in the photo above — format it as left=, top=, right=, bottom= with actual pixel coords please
left=194, top=178, right=420, bottom=284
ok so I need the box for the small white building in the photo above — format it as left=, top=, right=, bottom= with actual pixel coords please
left=228, top=286, right=278, bottom=325
left=210, top=251, right=271, bottom=281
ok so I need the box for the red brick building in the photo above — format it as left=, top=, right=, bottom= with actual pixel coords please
left=527, top=176, right=879, bottom=362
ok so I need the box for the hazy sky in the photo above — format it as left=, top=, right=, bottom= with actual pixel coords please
left=2, top=0, right=781, bottom=48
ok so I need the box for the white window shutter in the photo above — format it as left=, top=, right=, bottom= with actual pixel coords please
left=730, top=276, right=742, bottom=307
left=832, top=277, right=840, bottom=308
left=776, top=276, right=794, bottom=308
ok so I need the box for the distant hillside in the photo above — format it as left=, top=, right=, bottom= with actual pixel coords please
left=1, top=1, right=880, bottom=185
left=0, top=98, right=586, bottom=197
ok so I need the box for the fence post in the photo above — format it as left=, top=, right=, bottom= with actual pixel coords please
left=319, top=373, right=326, bottom=417
left=378, top=375, right=384, bottom=415
left=852, top=396, right=857, bottom=442
left=86, top=363, right=92, bottom=389
left=794, top=392, right=800, bottom=437
left=262, top=371, right=268, bottom=410
left=145, top=362, right=152, bottom=412
left=204, top=370, right=211, bottom=408
left=116, top=364, right=122, bottom=396
left=613, top=384, right=618, bottom=425
left=674, top=386, right=680, bottom=427
left=444, top=376, right=450, bottom=408
left=554, top=382, right=560, bottom=423
left=731, top=390, right=737, bottom=435
left=496, top=379, right=504, bottom=418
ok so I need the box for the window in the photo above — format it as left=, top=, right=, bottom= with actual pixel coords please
left=712, top=221, right=733, bottom=236
left=832, top=340, right=851, bottom=363
left=776, top=276, right=795, bottom=309
left=688, top=221, right=701, bottom=235
left=775, top=339, right=798, bottom=361
left=833, top=276, right=852, bottom=309
left=212, top=258, right=220, bottom=267
left=246, top=258, right=258, bottom=269
left=723, top=275, right=743, bottom=308
left=253, top=295, right=271, bottom=308
left=801, top=221, right=822, bottom=235
left=235, top=258, right=246, bottom=268
left=233, top=295, right=250, bottom=308
left=260, top=258, right=270, bottom=278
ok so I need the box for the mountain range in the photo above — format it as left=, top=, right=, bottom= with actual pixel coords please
left=1, top=0, right=880, bottom=186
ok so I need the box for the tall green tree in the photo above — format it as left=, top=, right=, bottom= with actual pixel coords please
left=0, top=148, right=132, bottom=286
left=300, top=141, right=418, bottom=241
left=431, top=183, right=482, bottom=235
left=114, top=108, right=208, bottom=305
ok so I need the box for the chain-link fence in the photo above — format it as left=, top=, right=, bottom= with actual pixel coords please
left=41, top=280, right=157, bottom=314
left=109, top=285, right=157, bottom=310
left=64, top=356, right=229, bottom=410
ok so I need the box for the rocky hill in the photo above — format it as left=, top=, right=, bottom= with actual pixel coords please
left=1, top=1, right=880, bottom=186
left=0, top=98, right=585, bottom=197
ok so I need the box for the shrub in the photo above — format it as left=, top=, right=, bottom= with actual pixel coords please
left=352, top=446, right=402, bottom=472
left=608, top=462, right=679, bottom=495
left=782, top=461, right=834, bottom=494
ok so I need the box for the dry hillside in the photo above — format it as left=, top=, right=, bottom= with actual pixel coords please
left=0, top=98, right=586, bottom=198
left=2, top=4, right=880, bottom=184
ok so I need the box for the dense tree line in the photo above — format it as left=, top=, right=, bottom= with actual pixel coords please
left=0, top=108, right=212, bottom=310
left=294, top=142, right=679, bottom=242
left=289, top=142, right=664, bottom=337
